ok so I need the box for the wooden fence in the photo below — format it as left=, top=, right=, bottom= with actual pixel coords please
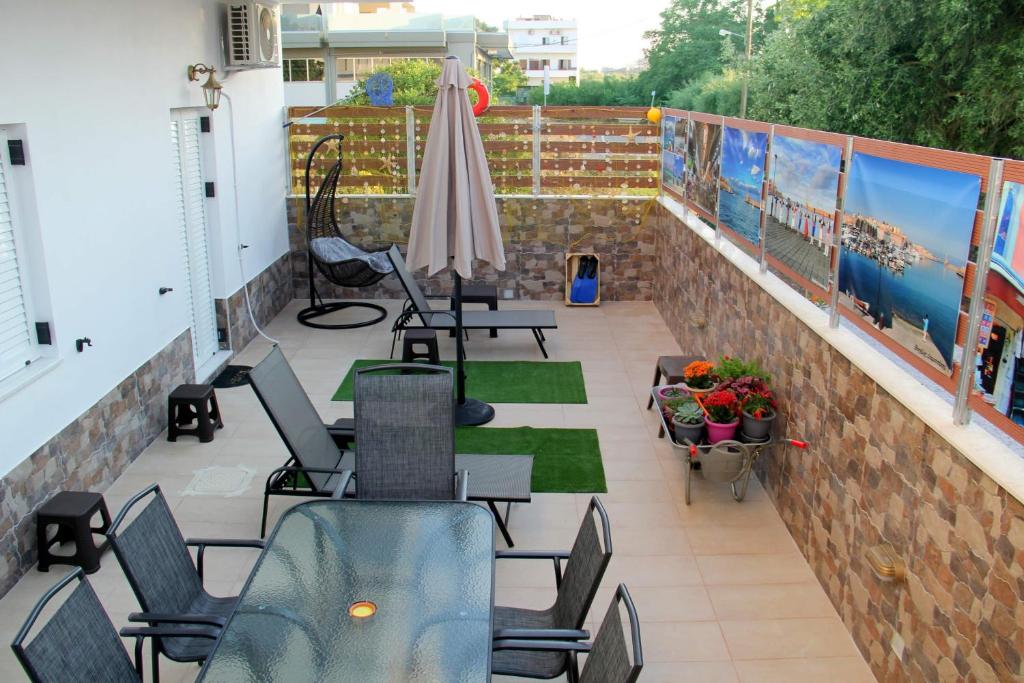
left=286, top=105, right=660, bottom=197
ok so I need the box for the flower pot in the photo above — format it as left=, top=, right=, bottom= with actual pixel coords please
left=672, top=416, right=705, bottom=445
left=741, top=410, right=775, bottom=441
left=657, top=385, right=688, bottom=402
left=683, top=383, right=714, bottom=398
left=705, top=418, right=739, bottom=444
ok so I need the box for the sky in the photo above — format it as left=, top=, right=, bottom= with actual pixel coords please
left=720, top=127, right=767, bottom=198
left=414, top=0, right=671, bottom=69
left=770, top=135, right=841, bottom=211
left=845, top=153, right=981, bottom=263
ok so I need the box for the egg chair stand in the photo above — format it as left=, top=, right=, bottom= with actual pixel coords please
left=297, top=133, right=394, bottom=330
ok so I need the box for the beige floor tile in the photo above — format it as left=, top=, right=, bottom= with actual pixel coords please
left=733, top=656, right=875, bottom=682
left=687, top=525, right=801, bottom=556
left=721, top=618, right=862, bottom=660
left=697, top=554, right=818, bottom=585
left=602, top=554, right=702, bottom=587
left=707, top=583, right=840, bottom=620
left=640, top=621, right=732, bottom=662
left=640, top=661, right=740, bottom=682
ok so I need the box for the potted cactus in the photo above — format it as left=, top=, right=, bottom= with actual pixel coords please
left=671, top=399, right=705, bottom=445
left=702, top=389, right=739, bottom=443
left=656, top=384, right=688, bottom=402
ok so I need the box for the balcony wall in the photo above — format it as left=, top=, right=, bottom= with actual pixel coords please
left=653, top=201, right=1024, bottom=681
left=287, top=196, right=659, bottom=302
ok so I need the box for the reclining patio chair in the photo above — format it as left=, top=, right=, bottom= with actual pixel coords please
left=493, top=584, right=643, bottom=683
left=105, top=484, right=265, bottom=683
left=11, top=567, right=218, bottom=683
left=491, top=496, right=613, bottom=678
left=249, top=346, right=533, bottom=544
left=387, top=245, right=558, bottom=359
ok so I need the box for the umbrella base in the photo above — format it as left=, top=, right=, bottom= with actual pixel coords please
left=455, top=398, right=495, bottom=426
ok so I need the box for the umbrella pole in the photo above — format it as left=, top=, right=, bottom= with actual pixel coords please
left=453, top=271, right=495, bottom=426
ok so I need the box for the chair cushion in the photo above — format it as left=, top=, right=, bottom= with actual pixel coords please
left=310, top=237, right=394, bottom=274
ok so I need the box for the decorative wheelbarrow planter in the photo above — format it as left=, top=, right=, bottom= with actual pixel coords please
left=652, top=385, right=807, bottom=504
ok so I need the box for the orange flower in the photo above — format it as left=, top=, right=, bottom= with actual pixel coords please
left=683, top=360, right=714, bottom=380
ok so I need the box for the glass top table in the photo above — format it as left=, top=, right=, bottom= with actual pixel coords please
left=197, top=500, right=495, bottom=682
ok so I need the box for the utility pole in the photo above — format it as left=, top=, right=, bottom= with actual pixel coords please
left=740, top=0, right=753, bottom=118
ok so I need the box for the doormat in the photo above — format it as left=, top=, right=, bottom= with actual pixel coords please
left=212, top=365, right=253, bottom=389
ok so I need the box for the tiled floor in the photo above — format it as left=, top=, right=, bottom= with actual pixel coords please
left=0, top=300, right=875, bottom=682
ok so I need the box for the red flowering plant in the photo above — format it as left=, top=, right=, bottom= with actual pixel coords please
left=741, top=388, right=777, bottom=419
left=702, top=389, right=738, bottom=424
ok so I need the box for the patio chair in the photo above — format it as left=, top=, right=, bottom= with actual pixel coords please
left=490, top=496, right=613, bottom=678
left=105, top=484, right=265, bottom=683
left=249, top=346, right=533, bottom=543
left=11, top=567, right=218, bottom=683
left=351, top=363, right=468, bottom=500
left=493, top=584, right=643, bottom=683
left=386, top=245, right=558, bottom=359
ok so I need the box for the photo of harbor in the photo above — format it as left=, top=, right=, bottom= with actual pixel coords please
left=685, top=119, right=722, bottom=217
left=838, top=153, right=982, bottom=375
left=672, top=116, right=686, bottom=155
left=718, top=126, right=767, bottom=247
left=662, top=149, right=685, bottom=197
left=764, top=135, right=842, bottom=290
left=662, top=115, right=676, bottom=152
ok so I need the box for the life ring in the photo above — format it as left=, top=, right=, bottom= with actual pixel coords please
left=469, top=78, right=490, bottom=116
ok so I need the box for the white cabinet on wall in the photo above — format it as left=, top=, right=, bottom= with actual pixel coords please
left=170, top=110, right=219, bottom=375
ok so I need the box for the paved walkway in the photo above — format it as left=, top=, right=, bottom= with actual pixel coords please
left=0, top=300, right=874, bottom=682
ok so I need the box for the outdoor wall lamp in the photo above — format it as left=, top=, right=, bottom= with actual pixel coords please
left=348, top=601, right=376, bottom=619
left=187, top=63, right=223, bottom=111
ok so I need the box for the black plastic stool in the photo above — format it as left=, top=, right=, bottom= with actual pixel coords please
left=36, top=491, right=111, bottom=574
left=402, top=329, right=441, bottom=365
left=450, top=283, right=499, bottom=338
left=167, top=383, right=223, bottom=443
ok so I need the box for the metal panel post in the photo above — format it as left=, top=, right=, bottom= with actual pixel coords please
left=758, top=125, right=774, bottom=273
left=532, top=105, right=542, bottom=197
left=405, top=106, right=416, bottom=195
left=953, top=158, right=1004, bottom=425
left=829, top=136, right=855, bottom=328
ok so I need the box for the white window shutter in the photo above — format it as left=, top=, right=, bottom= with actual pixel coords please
left=171, top=114, right=219, bottom=368
left=0, top=132, right=36, bottom=380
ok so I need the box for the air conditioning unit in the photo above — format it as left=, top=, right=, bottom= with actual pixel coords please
left=226, top=2, right=279, bottom=68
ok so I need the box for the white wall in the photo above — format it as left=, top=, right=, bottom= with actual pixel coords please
left=0, top=0, right=289, bottom=475
left=284, top=81, right=328, bottom=107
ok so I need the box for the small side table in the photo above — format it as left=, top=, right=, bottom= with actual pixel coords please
left=451, top=284, right=499, bottom=338
left=402, top=328, right=440, bottom=365
left=168, top=383, right=223, bottom=443
left=36, top=491, right=111, bottom=574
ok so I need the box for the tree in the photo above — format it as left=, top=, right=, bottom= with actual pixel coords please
left=345, top=59, right=442, bottom=106
left=526, top=76, right=647, bottom=106
left=492, top=60, right=527, bottom=101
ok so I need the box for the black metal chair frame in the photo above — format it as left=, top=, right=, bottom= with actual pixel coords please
left=493, top=584, right=643, bottom=683
left=297, top=133, right=392, bottom=330
left=105, top=484, right=265, bottom=683
left=11, top=567, right=219, bottom=683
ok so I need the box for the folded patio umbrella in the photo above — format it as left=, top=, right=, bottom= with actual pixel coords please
left=407, top=56, right=506, bottom=425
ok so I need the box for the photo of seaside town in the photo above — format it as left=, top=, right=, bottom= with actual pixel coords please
left=672, top=116, right=686, bottom=155
left=685, top=119, right=722, bottom=217
left=662, top=149, right=685, bottom=196
left=661, top=116, right=686, bottom=197
left=718, top=127, right=767, bottom=248
left=838, top=153, right=982, bottom=375
left=764, top=135, right=842, bottom=291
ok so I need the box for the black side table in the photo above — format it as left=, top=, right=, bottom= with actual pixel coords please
left=451, top=283, right=499, bottom=338
left=168, top=383, right=223, bottom=443
left=36, top=491, right=111, bottom=574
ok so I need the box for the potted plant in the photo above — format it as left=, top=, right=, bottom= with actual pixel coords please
left=656, top=384, right=688, bottom=402
left=702, top=389, right=739, bottom=443
left=741, top=389, right=777, bottom=440
left=671, top=399, right=705, bottom=445
left=718, top=374, right=770, bottom=403
left=716, top=355, right=770, bottom=383
left=682, top=360, right=717, bottom=396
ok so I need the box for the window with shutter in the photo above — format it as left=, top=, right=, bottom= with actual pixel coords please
left=0, top=131, right=39, bottom=380
left=170, top=112, right=219, bottom=371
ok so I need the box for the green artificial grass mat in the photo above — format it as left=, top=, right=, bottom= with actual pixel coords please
left=455, top=427, right=606, bottom=493
left=332, top=359, right=588, bottom=404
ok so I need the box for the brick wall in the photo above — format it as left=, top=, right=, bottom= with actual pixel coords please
left=653, top=204, right=1024, bottom=681
left=287, top=196, right=659, bottom=302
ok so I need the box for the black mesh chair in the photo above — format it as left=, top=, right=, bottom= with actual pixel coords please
left=491, top=496, right=613, bottom=678
left=105, top=485, right=264, bottom=682
left=352, top=363, right=468, bottom=501
left=493, top=584, right=643, bottom=683
left=297, top=134, right=394, bottom=329
left=11, top=567, right=218, bottom=683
